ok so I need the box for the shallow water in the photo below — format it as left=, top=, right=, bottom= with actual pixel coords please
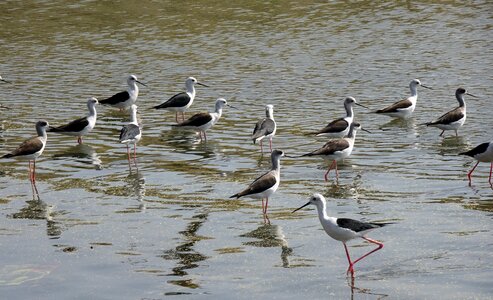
left=0, top=1, right=492, bottom=299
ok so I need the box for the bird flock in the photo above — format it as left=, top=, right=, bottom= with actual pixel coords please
left=1, top=75, right=491, bottom=276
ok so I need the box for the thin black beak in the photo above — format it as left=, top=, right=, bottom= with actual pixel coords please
left=292, top=202, right=311, bottom=213
left=197, top=82, right=209, bottom=88
left=0, top=78, right=12, bottom=84
left=227, top=104, right=239, bottom=110
left=361, top=128, right=371, bottom=133
left=466, top=92, right=479, bottom=98
left=136, top=80, right=147, bottom=87
left=355, top=102, right=369, bottom=109
left=421, top=84, right=432, bottom=90
left=283, top=154, right=296, bottom=158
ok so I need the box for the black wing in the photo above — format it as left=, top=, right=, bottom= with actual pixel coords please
left=119, top=124, right=141, bottom=142
left=252, top=118, right=275, bottom=140
left=2, top=137, right=44, bottom=158
left=315, top=118, right=348, bottom=134
left=230, top=171, right=277, bottom=198
left=174, top=113, right=212, bottom=127
left=100, top=91, right=130, bottom=105
left=302, top=139, right=350, bottom=156
left=154, top=92, right=191, bottom=109
left=376, top=99, right=412, bottom=113
left=460, top=142, right=490, bottom=157
left=48, top=117, right=89, bottom=133
left=336, top=218, right=385, bottom=232
left=426, top=107, right=464, bottom=126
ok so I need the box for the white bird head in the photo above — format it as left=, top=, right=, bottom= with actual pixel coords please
left=128, top=75, right=147, bottom=87
left=292, top=193, right=326, bottom=213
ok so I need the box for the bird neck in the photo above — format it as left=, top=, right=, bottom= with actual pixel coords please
left=36, top=127, right=47, bottom=140
left=346, top=127, right=358, bottom=139
left=130, top=109, right=138, bottom=125
left=186, top=83, right=196, bottom=98
left=456, top=93, right=466, bottom=108
left=316, top=201, right=329, bottom=222
left=88, top=103, right=97, bottom=118
left=128, top=82, right=139, bottom=96
left=345, top=103, right=354, bottom=118
left=266, top=109, right=274, bottom=120
left=409, top=84, right=418, bottom=98
left=271, top=156, right=281, bottom=172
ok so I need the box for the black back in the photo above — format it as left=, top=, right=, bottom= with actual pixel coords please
left=336, top=218, right=385, bottom=232
left=119, top=124, right=141, bottom=141
left=154, top=92, right=191, bottom=109
left=460, top=142, right=490, bottom=157
left=100, top=91, right=130, bottom=105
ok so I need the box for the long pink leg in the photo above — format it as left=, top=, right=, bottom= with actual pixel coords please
left=263, top=197, right=269, bottom=214
left=133, top=144, right=139, bottom=168
left=203, top=131, right=207, bottom=142
left=175, top=113, right=179, bottom=123
left=467, top=161, right=480, bottom=186
left=259, top=140, right=263, bottom=153
left=343, top=242, right=354, bottom=275
left=181, top=112, right=185, bottom=122
left=32, top=160, right=36, bottom=183
left=261, top=198, right=265, bottom=213
left=126, top=145, right=131, bottom=162
left=351, top=237, right=384, bottom=266
left=324, top=160, right=336, bottom=181
left=269, top=138, right=273, bottom=152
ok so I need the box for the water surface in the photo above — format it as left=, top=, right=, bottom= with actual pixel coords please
left=0, top=1, right=492, bottom=299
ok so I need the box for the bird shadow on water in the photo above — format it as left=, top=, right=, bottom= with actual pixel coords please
left=240, top=222, right=294, bottom=268
left=8, top=187, right=63, bottom=239
left=51, top=143, right=102, bottom=170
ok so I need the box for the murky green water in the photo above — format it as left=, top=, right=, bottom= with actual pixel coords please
left=1, top=1, right=492, bottom=299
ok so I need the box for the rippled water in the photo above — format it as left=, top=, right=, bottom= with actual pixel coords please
left=0, top=1, right=492, bottom=299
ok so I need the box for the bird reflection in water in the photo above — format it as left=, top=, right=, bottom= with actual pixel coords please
left=240, top=222, right=293, bottom=268
left=160, top=213, right=209, bottom=289
left=52, top=143, right=102, bottom=170
left=347, top=275, right=389, bottom=300
left=162, top=129, right=223, bottom=159
left=9, top=194, right=62, bottom=239
left=125, top=169, right=146, bottom=211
